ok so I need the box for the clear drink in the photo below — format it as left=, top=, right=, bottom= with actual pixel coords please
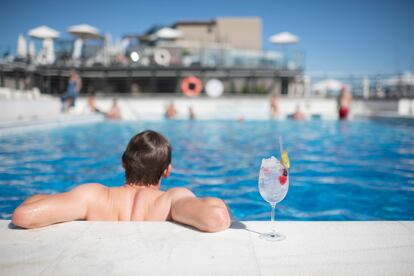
left=258, top=156, right=289, bottom=204
left=258, top=156, right=289, bottom=241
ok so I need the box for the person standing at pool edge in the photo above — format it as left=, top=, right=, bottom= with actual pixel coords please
left=338, top=85, right=352, bottom=120
left=61, top=69, right=81, bottom=112
left=12, top=130, right=231, bottom=232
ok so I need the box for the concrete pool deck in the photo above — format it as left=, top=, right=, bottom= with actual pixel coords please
left=0, top=221, right=413, bottom=275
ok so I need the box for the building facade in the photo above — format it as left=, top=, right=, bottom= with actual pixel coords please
left=173, top=17, right=262, bottom=50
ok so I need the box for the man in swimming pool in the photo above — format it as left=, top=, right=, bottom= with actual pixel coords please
left=12, top=130, right=231, bottom=232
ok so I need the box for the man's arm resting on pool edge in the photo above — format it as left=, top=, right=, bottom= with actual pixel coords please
left=11, top=184, right=99, bottom=229
left=167, top=188, right=232, bottom=232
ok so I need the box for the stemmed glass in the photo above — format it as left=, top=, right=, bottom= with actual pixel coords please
left=258, top=137, right=289, bottom=241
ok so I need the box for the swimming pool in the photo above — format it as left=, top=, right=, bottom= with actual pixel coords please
left=1, top=118, right=413, bottom=221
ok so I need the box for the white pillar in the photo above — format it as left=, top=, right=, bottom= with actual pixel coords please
left=304, top=75, right=311, bottom=97
left=72, top=38, right=83, bottom=60
left=43, top=38, right=55, bottom=64
left=362, top=76, right=370, bottom=99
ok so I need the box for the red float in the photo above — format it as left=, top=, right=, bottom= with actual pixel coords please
left=181, top=76, right=202, bottom=97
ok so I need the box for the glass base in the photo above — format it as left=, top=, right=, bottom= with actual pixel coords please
left=259, top=230, right=285, bottom=241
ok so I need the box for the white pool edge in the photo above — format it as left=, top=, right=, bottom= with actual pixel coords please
left=0, top=220, right=413, bottom=275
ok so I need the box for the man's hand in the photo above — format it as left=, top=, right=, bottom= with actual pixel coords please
left=167, top=188, right=231, bottom=233
left=12, top=184, right=102, bottom=229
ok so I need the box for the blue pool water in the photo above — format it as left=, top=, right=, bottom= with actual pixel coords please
left=1, top=119, right=414, bottom=221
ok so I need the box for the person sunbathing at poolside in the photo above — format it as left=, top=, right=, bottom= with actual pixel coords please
left=12, top=130, right=231, bottom=232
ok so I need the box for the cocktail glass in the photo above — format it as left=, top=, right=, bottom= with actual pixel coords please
left=258, top=140, right=289, bottom=241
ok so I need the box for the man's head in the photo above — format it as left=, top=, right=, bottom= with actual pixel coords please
left=122, top=130, right=172, bottom=186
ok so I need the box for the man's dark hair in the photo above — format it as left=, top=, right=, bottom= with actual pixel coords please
left=122, top=130, right=171, bottom=186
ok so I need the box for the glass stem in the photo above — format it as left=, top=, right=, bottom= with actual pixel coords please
left=270, top=203, right=276, bottom=235
left=270, top=203, right=276, bottom=222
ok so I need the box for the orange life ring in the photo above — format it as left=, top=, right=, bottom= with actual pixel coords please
left=181, top=76, right=202, bottom=97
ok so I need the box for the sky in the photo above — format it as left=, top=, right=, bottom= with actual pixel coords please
left=1, top=0, right=413, bottom=74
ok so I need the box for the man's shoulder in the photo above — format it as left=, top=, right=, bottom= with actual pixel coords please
left=165, top=187, right=192, bottom=194
left=72, top=183, right=106, bottom=191
left=70, top=183, right=108, bottom=199
left=165, top=187, right=195, bottom=202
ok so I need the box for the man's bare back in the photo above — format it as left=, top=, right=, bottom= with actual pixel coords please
left=12, top=183, right=230, bottom=232
left=12, top=130, right=231, bottom=232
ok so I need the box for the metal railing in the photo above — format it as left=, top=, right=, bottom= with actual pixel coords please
left=308, top=72, right=414, bottom=98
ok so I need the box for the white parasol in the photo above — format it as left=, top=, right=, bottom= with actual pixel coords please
left=269, top=32, right=299, bottom=44
left=153, top=27, right=183, bottom=40
left=69, top=24, right=101, bottom=61
left=68, top=24, right=101, bottom=39
left=312, top=79, right=344, bottom=94
left=28, top=25, right=60, bottom=39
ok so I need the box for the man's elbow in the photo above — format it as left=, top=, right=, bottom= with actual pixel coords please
left=203, top=206, right=231, bottom=233
left=12, top=207, right=36, bottom=229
